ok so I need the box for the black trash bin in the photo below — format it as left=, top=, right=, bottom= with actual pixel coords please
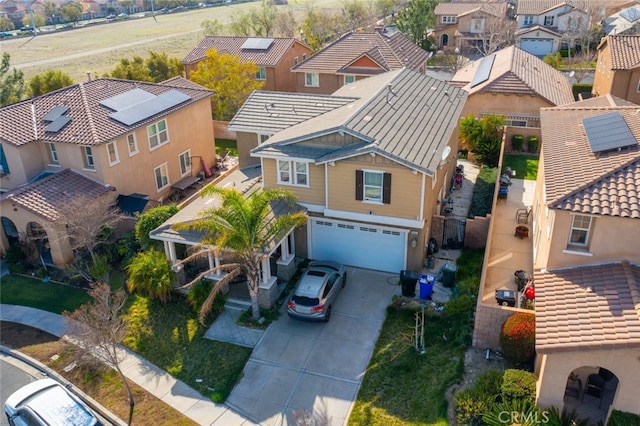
left=441, top=263, right=458, bottom=288
left=426, top=255, right=435, bottom=270
left=400, top=270, right=418, bottom=297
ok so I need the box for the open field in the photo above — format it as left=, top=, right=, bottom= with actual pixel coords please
left=1, top=0, right=340, bottom=83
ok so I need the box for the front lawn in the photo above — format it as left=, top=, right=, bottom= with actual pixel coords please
left=0, top=275, right=91, bottom=313
left=503, top=154, right=539, bottom=180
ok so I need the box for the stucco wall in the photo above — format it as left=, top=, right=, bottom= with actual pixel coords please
left=236, top=131, right=259, bottom=169
left=461, top=92, right=553, bottom=122
left=593, top=43, right=615, bottom=97
left=0, top=142, right=45, bottom=191
left=503, top=126, right=542, bottom=154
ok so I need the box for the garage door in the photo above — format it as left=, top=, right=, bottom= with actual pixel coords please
left=310, top=218, right=406, bottom=273
left=520, top=39, right=553, bottom=56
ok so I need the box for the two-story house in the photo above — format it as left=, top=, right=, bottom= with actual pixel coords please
left=0, top=77, right=216, bottom=266
left=592, top=34, right=640, bottom=105
left=290, top=28, right=431, bottom=95
left=601, top=3, right=640, bottom=35
left=514, top=0, right=590, bottom=56
left=432, top=1, right=510, bottom=52
left=181, top=36, right=312, bottom=93
left=449, top=46, right=574, bottom=129
left=531, top=96, right=640, bottom=417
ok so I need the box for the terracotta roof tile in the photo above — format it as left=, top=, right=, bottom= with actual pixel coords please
left=435, top=2, right=505, bottom=16
left=540, top=101, right=640, bottom=217
left=291, top=31, right=430, bottom=74
left=606, top=35, right=640, bottom=70
left=451, top=46, right=574, bottom=106
left=516, top=0, right=588, bottom=15
left=181, top=36, right=306, bottom=66
left=1, top=169, right=113, bottom=221
left=535, top=261, right=640, bottom=353
left=0, top=77, right=213, bottom=147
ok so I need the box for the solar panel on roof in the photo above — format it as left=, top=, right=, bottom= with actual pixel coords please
left=45, top=116, right=71, bottom=133
left=620, top=7, right=640, bottom=22
left=109, top=90, right=191, bottom=126
left=241, top=38, right=274, bottom=50
left=470, top=54, right=495, bottom=88
left=582, top=112, right=637, bottom=153
left=99, top=88, right=156, bottom=111
left=42, top=105, right=69, bottom=122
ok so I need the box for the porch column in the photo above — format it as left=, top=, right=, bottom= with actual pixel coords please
left=260, top=257, right=271, bottom=284
left=281, top=236, right=290, bottom=260
left=164, top=241, right=176, bottom=263
left=208, top=252, right=215, bottom=270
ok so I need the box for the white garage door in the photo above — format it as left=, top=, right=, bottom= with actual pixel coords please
left=311, top=218, right=406, bottom=273
left=520, top=39, right=554, bottom=56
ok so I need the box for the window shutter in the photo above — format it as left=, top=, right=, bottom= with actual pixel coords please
left=382, top=173, right=391, bottom=204
left=355, top=170, right=363, bottom=201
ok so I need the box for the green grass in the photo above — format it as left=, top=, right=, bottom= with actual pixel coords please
left=503, top=154, right=539, bottom=180
left=0, top=275, right=92, bottom=314
left=215, top=138, right=238, bottom=157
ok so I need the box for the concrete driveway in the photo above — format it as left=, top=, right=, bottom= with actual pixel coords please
left=226, top=267, right=400, bottom=426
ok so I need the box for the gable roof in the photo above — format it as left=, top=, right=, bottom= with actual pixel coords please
left=540, top=100, right=640, bottom=218
left=450, top=46, right=574, bottom=106
left=515, top=24, right=562, bottom=37
left=604, top=35, right=640, bottom=70
left=181, top=36, right=308, bottom=66
left=229, top=91, right=358, bottom=135
left=291, top=31, right=430, bottom=74
left=516, top=0, right=586, bottom=15
left=0, top=169, right=114, bottom=221
left=602, top=4, right=640, bottom=35
left=0, top=77, right=213, bottom=147
left=434, top=1, right=506, bottom=17
left=250, top=68, right=467, bottom=176
left=535, top=261, right=640, bottom=353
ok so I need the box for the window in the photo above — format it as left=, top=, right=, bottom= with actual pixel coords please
left=106, top=141, right=119, bottom=166
left=305, top=73, right=319, bottom=87
left=179, top=150, right=191, bottom=176
left=441, top=16, right=456, bottom=24
left=302, top=53, right=307, bottom=60
left=471, top=18, right=484, bottom=33
left=505, top=119, right=527, bottom=127
left=255, top=66, right=266, bottom=80
left=294, top=56, right=299, bottom=65
left=154, top=163, right=169, bottom=191
left=544, top=15, right=554, bottom=26
left=48, top=143, right=59, bottom=164
left=277, top=160, right=308, bottom=186
left=127, top=133, right=138, bottom=156
left=148, top=119, right=168, bottom=150
left=523, top=15, right=534, bottom=25
left=83, top=146, right=95, bottom=170
left=568, top=214, right=592, bottom=246
left=355, top=170, right=391, bottom=204
left=258, top=134, right=270, bottom=144
left=344, top=75, right=356, bottom=85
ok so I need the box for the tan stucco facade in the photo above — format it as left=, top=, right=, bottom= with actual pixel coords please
left=460, top=91, right=553, bottom=125
left=593, top=42, right=640, bottom=105
left=236, top=131, right=260, bottom=169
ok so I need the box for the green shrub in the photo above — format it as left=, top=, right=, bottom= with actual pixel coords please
left=500, top=312, right=535, bottom=366
left=607, top=410, right=640, bottom=426
left=135, top=205, right=179, bottom=249
left=468, top=167, right=498, bottom=218
left=500, top=369, right=536, bottom=403
left=527, top=136, right=539, bottom=153
left=558, top=48, right=576, bottom=58
left=545, top=406, right=589, bottom=426
left=572, top=83, right=593, bottom=101
left=455, top=388, right=492, bottom=425
left=187, top=279, right=214, bottom=312
left=483, top=399, right=540, bottom=425
left=7, top=262, right=25, bottom=274
left=511, top=134, right=524, bottom=151
left=543, top=52, right=562, bottom=69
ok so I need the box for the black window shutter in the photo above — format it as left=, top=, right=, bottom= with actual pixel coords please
left=382, top=173, right=391, bottom=204
left=355, top=170, right=363, bottom=200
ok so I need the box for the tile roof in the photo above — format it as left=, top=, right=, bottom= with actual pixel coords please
left=605, top=35, right=640, bottom=70
left=1, top=169, right=113, bottom=221
left=435, top=2, right=504, bottom=16
left=228, top=91, right=357, bottom=135
left=181, top=36, right=307, bottom=66
left=535, top=261, right=640, bottom=353
left=569, top=93, right=638, bottom=107
left=516, top=0, right=586, bottom=15
left=291, top=31, right=430, bottom=74
left=251, top=68, right=467, bottom=176
left=450, top=46, right=574, bottom=106
left=540, top=101, right=640, bottom=218
left=0, top=77, right=213, bottom=147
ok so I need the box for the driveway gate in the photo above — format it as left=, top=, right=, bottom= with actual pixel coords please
left=442, top=217, right=466, bottom=249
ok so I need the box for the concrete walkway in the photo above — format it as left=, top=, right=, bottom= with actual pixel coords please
left=0, top=304, right=257, bottom=426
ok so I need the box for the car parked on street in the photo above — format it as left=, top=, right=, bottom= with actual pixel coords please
left=287, top=260, right=346, bottom=322
left=4, top=378, right=101, bottom=426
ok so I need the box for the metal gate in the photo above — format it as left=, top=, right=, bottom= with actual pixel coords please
left=442, top=217, right=466, bottom=249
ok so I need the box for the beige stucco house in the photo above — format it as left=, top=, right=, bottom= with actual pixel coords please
left=0, top=77, right=217, bottom=266
left=239, top=69, right=467, bottom=273
left=592, top=35, right=640, bottom=105
left=181, top=36, right=312, bottom=93
left=531, top=95, right=640, bottom=419
left=290, top=29, right=431, bottom=95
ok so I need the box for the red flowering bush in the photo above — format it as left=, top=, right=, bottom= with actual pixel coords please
left=500, top=312, right=536, bottom=366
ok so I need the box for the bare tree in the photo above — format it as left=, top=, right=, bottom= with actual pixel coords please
left=466, top=16, right=516, bottom=57
left=275, top=9, right=298, bottom=37
left=340, top=0, right=370, bottom=31
left=201, top=18, right=224, bottom=36
left=63, top=283, right=134, bottom=425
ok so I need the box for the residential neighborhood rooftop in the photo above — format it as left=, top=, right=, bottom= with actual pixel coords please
left=434, top=1, right=506, bottom=17
left=602, top=34, right=640, bottom=70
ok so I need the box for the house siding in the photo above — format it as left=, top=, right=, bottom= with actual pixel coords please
left=460, top=92, right=553, bottom=126
left=262, top=157, right=326, bottom=206
left=237, top=131, right=260, bottom=169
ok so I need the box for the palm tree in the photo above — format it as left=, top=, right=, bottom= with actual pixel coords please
left=174, top=186, right=307, bottom=323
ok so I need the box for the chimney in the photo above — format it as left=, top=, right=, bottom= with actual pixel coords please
left=86, top=71, right=91, bottom=82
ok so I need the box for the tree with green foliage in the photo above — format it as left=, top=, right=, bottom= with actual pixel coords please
left=126, top=249, right=176, bottom=302
left=189, top=49, right=265, bottom=121
left=229, top=10, right=252, bottom=36
left=28, top=70, right=74, bottom=96
left=174, top=186, right=307, bottom=322
left=395, top=0, right=437, bottom=49
left=0, top=16, right=14, bottom=31
left=375, top=0, right=399, bottom=24
left=458, top=114, right=504, bottom=167
left=340, top=0, right=369, bottom=31
left=248, top=0, right=277, bottom=37
left=201, top=18, right=224, bottom=36
left=0, top=54, right=26, bottom=107
left=110, top=56, right=153, bottom=81
left=300, top=7, right=341, bottom=52
left=60, top=2, right=82, bottom=25
left=22, top=13, right=46, bottom=28
left=135, top=204, right=179, bottom=249
left=44, top=1, right=58, bottom=24
left=146, top=51, right=183, bottom=82
left=543, top=51, right=563, bottom=69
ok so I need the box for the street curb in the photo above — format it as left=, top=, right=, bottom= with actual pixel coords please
left=0, top=344, right=127, bottom=426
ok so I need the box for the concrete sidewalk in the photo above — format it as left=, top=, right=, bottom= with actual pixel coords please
left=0, top=304, right=257, bottom=426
